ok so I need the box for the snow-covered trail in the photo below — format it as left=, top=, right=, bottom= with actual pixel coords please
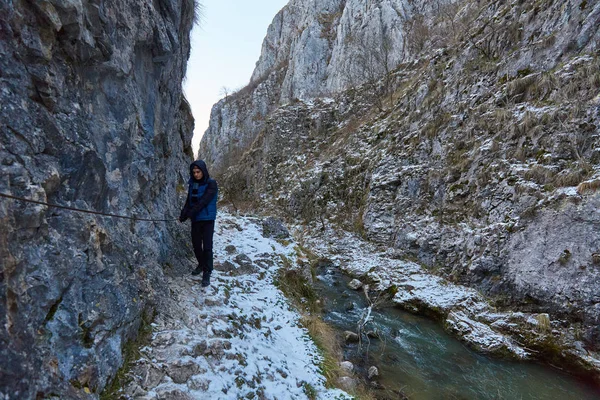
left=121, top=213, right=349, bottom=399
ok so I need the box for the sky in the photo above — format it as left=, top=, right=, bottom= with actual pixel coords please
left=184, top=0, right=289, bottom=156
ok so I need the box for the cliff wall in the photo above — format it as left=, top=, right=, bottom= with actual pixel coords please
left=200, top=0, right=415, bottom=172
left=0, top=0, right=196, bottom=398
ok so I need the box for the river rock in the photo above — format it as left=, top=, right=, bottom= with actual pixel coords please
left=366, top=330, right=380, bottom=339
left=344, top=331, right=360, bottom=343
left=339, top=361, right=354, bottom=374
left=348, top=279, right=363, bottom=290
left=368, top=366, right=379, bottom=380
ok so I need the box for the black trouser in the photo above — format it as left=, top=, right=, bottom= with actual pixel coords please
left=191, top=220, right=215, bottom=273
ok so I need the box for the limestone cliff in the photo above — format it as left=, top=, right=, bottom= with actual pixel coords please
left=0, top=0, right=196, bottom=398
left=200, top=0, right=413, bottom=172
left=201, top=0, right=600, bottom=378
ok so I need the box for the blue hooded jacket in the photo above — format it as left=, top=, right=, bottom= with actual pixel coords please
left=180, top=160, right=218, bottom=221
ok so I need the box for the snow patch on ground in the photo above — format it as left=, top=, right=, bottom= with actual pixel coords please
left=123, top=213, right=350, bottom=399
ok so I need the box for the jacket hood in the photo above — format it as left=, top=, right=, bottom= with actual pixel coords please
left=189, top=160, right=210, bottom=183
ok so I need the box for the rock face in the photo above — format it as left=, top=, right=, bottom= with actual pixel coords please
left=201, top=0, right=600, bottom=376
left=199, top=0, right=414, bottom=171
left=0, top=0, right=196, bottom=398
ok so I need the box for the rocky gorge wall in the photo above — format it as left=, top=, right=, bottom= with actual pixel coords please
left=0, top=0, right=196, bottom=398
left=201, top=0, right=600, bottom=377
left=200, top=0, right=416, bottom=172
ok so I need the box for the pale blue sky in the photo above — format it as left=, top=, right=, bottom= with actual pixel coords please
left=184, top=0, right=289, bottom=155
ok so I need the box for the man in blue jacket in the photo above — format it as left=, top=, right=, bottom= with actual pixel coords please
left=179, top=160, right=218, bottom=287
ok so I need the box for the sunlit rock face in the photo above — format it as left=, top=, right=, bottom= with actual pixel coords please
left=251, top=0, right=410, bottom=100
left=200, top=0, right=414, bottom=172
left=201, top=0, right=600, bottom=376
left=0, top=0, right=196, bottom=398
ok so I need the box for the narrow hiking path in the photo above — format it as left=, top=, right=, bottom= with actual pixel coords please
left=120, top=213, right=349, bottom=400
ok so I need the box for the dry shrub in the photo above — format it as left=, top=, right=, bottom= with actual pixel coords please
left=513, top=147, right=527, bottom=162
left=524, top=165, right=556, bottom=185
left=301, top=316, right=342, bottom=381
left=406, top=14, right=429, bottom=54
left=577, top=179, right=600, bottom=194
left=493, top=108, right=513, bottom=126
left=535, top=313, right=551, bottom=334
left=554, top=163, right=593, bottom=188
left=507, top=74, right=538, bottom=102
left=528, top=71, right=558, bottom=100
left=422, top=112, right=451, bottom=138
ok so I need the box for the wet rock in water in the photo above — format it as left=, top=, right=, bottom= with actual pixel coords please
left=344, top=301, right=355, bottom=311
left=344, top=331, right=360, bottom=343
left=348, top=279, right=363, bottom=290
left=166, top=360, right=201, bottom=384
left=366, top=330, right=380, bottom=339
left=262, top=217, right=290, bottom=239
left=225, top=245, right=237, bottom=254
left=337, top=376, right=357, bottom=391
left=339, top=361, right=354, bottom=374
left=368, top=366, right=379, bottom=380
left=187, top=376, right=211, bottom=391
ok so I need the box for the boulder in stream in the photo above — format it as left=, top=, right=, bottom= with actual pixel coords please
left=368, top=366, right=379, bottom=380
left=339, top=361, right=354, bottom=374
left=348, top=279, right=363, bottom=290
left=344, top=331, right=360, bottom=343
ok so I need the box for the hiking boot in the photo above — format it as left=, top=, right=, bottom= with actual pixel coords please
left=191, top=265, right=202, bottom=276
left=201, top=250, right=213, bottom=286
left=201, top=274, right=210, bottom=287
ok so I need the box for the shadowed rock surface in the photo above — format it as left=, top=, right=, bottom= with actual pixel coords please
left=0, top=0, right=197, bottom=398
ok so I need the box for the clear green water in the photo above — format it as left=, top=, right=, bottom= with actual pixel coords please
left=314, top=267, right=600, bottom=400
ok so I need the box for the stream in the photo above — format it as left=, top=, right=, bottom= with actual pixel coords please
left=313, top=265, right=600, bottom=400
